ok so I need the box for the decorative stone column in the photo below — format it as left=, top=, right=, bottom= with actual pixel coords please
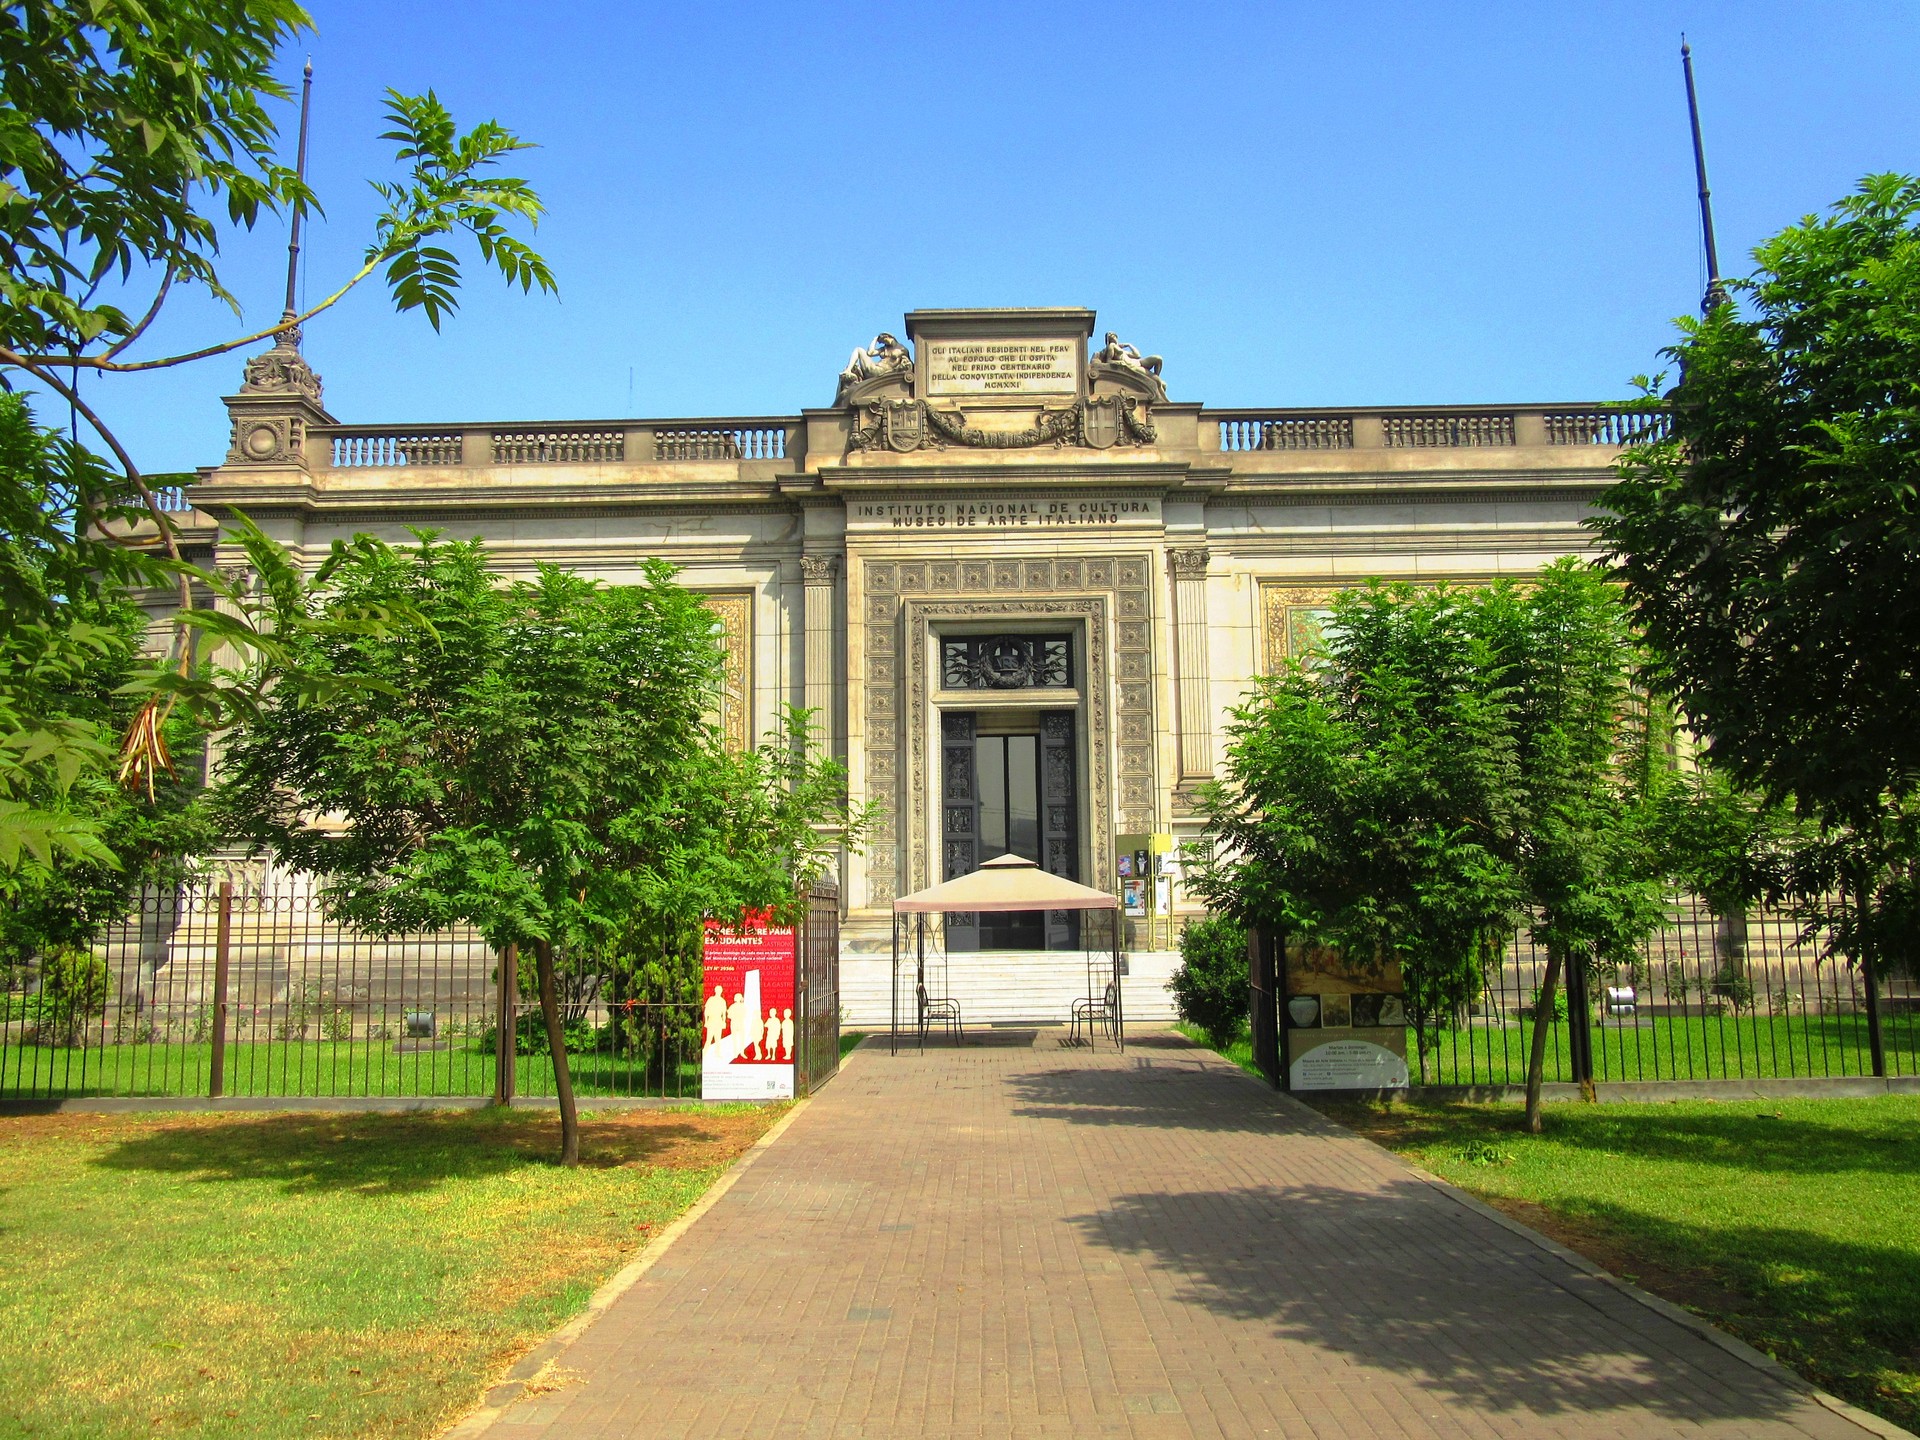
left=1169, top=547, right=1214, bottom=784
left=800, top=554, right=840, bottom=756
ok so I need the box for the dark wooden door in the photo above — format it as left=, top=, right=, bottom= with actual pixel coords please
left=1041, top=711, right=1080, bottom=949
left=941, top=711, right=979, bottom=952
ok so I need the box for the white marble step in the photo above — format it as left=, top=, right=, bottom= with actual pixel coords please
left=838, top=949, right=1180, bottom=1029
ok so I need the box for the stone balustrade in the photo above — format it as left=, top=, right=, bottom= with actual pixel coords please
left=312, top=405, right=1664, bottom=472
left=1214, top=404, right=1670, bottom=453
left=322, top=419, right=798, bottom=469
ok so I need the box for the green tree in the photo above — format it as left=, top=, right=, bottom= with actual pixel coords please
left=0, top=0, right=553, bottom=873
left=1595, top=173, right=1920, bottom=986
left=214, top=532, right=866, bottom=1164
left=0, top=394, right=214, bottom=971
left=1479, top=561, right=1668, bottom=1130
left=1194, top=583, right=1522, bottom=1084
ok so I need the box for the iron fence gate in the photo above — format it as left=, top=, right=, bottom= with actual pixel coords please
left=1247, top=895, right=1917, bottom=1092
left=795, top=879, right=842, bottom=1096
left=0, top=871, right=844, bottom=1103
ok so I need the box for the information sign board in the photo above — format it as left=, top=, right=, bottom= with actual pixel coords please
left=701, top=913, right=797, bottom=1100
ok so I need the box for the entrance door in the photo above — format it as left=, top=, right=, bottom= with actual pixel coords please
left=942, top=710, right=1079, bottom=951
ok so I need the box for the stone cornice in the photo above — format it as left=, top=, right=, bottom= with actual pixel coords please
left=819, top=459, right=1225, bottom=494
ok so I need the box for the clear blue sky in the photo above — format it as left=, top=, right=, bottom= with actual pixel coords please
left=71, top=0, right=1920, bottom=475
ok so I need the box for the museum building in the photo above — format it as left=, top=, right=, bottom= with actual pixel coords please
left=176, top=306, right=1647, bottom=1024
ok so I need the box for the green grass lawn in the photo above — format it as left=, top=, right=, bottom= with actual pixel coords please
left=1168, top=1016, right=1915, bottom=1087
left=0, top=1103, right=781, bottom=1439
left=1309, top=1093, right=1920, bottom=1432
left=0, top=1039, right=709, bottom=1101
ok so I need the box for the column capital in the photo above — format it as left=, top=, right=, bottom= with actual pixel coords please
left=1167, top=546, right=1212, bottom=580
left=799, top=554, right=841, bottom=583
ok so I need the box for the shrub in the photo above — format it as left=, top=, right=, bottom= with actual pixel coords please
left=39, top=946, right=110, bottom=1045
left=1517, top=983, right=1568, bottom=1025
left=480, top=1011, right=602, bottom=1057
left=1710, top=970, right=1756, bottom=1011
left=1171, top=914, right=1249, bottom=1049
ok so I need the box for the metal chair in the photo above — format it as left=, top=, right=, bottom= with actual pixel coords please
left=1069, top=981, right=1117, bottom=1045
left=918, top=984, right=963, bottom=1043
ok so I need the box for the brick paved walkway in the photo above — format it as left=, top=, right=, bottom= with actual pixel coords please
left=472, top=1031, right=1887, bottom=1439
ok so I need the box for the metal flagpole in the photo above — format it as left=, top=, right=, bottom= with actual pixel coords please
left=283, top=58, right=315, bottom=323
left=1681, top=38, right=1728, bottom=313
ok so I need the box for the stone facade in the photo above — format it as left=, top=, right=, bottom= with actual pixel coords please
left=178, top=306, right=1637, bottom=1021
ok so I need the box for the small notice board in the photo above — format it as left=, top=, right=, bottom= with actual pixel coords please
left=1284, top=946, right=1410, bottom=1091
left=701, top=913, right=797, bottom=1100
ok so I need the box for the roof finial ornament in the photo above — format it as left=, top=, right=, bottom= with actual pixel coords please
left=1682, top=36, right=1729, bottom=314
left=241, top=55, right=322, bottom=400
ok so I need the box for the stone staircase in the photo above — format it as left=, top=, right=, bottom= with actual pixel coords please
left=840, top=949, right=1180, bottom=1029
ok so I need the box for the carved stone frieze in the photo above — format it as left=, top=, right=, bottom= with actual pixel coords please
left=847, top=396, right=1155, bottom=456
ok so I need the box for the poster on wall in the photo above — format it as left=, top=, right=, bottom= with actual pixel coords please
left=701, top=913, right=797, bottom=1100
left=1284, top=946, right=1410, bottom=1091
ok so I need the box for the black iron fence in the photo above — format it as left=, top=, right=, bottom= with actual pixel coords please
left=0, top=871, right=839, bottom=1103
left=1250, top=894, right=1919, bottom=1090
left=1421, top=895, right=1917, bottom=1087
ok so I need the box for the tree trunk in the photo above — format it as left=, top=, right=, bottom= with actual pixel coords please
left=533, top=937, right=580, bottom=1166
left=1524, top=941, right=1565, bottom=1134
left=1713, top=907, right=1749, bottom=978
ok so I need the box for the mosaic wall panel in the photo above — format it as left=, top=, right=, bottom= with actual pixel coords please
left=703, top=591, right=752, bottom=754
left=1259, top=583, right=1337, bottom=676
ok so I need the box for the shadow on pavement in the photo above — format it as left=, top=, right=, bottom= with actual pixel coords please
left=1067, top=1179, right=1816, bottom=1428
left=1005, top=1048, right=1307, bottom=1136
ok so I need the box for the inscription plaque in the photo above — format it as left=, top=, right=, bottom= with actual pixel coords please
left=850, top=496, right=1157, bottom=530
left=926, top=339, right=1077, bottom=397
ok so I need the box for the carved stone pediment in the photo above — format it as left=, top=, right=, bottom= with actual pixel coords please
left=1088, top=358, right=1166, bottom=404
left=839, top=368, right=913, bottom=409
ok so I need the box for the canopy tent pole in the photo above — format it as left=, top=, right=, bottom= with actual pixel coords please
left=890, top=912, right=899, bottom=1056
left=1114, top=908, right=1125, bottom=1051
left=916, top=912, right=927, bottom=1053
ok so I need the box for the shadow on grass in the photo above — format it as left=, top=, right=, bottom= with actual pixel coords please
left=89, top=1109, right=718, bottom=1195
left=1313, top=1097, right=1920, bottom=1179
left=1069, top=1180, right=1836, bottom=1428
left=1569, top=1199, right=1920, bottom=1364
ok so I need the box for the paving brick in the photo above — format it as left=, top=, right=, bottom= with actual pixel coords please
left=467, top=1030, right=1881, bottom=1439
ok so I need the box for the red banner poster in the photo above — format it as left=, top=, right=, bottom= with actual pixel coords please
left=700, top=913, right=797, bottom=1100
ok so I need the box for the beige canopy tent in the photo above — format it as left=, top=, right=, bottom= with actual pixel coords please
left=890, top=854, right=1125, bottom=1053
